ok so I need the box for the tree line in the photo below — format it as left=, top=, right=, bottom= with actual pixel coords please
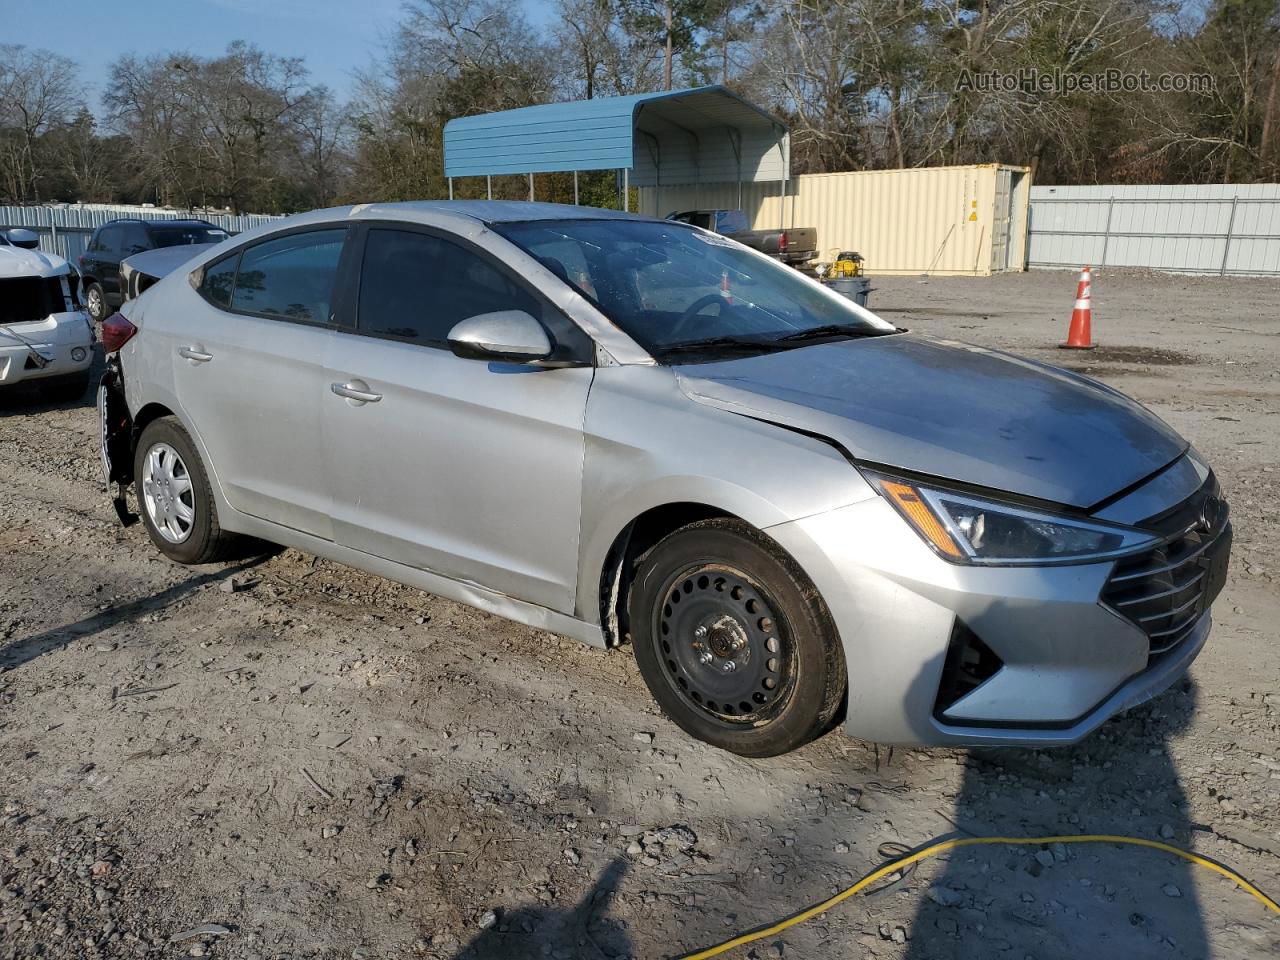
left=2, top=0, right=1278, bottom=214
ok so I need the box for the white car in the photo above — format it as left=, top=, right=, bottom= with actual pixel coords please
left=0, top=228, right=95, bottom=400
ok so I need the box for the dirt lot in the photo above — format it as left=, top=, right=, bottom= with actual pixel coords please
left=1, top=267, right=1278, bottom=960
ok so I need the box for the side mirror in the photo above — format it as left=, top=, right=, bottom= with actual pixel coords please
left=447, top=310, right=552, bottom=363
left=7, top=228, right=39, bottom=250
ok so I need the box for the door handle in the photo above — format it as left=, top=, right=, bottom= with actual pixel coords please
left=330, top=381, right=382, bottom=404
left=179, top=346, right=213, bottom=363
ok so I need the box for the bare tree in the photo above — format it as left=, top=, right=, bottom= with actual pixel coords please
left=0, top=44, right=81, bottom=202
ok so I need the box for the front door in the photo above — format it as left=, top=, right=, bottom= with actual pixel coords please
left=322, top=225, right=594, bottom=613
left=169, top=226, right=351, bottom=539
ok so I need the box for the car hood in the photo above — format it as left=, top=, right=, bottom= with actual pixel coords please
left=674, top=334, right=1187, bottom=509
left=0, top=245, right=69, bottom=279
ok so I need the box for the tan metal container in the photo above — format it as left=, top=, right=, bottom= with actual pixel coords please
left=639, top=163, right=1032, bottom=276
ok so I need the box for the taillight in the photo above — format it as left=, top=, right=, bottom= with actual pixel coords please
left=779, top=231, right=788, bottom=253
left=101, top=313, right=138, bottom=353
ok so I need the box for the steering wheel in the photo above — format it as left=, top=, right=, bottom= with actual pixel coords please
left=667, top=293, right=728, bottom=341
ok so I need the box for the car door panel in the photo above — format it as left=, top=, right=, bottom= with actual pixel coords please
left=322, top=225, right=593, bottom=613
left=168, top=227, right=351, bottom=540
left=325, top=340, right=592, bottom=610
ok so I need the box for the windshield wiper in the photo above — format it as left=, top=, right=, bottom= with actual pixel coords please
left=774, top=323, right=893, bottom=343
left=655, top=335, right=792, bottom=358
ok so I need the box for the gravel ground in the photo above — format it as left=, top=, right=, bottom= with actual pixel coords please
left=1, top=267, right=1278, bottom=960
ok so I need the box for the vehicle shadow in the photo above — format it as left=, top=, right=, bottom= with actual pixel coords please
left=0, top=556, right=267, bottom=672
left=906, top=681, right=1207, bottom=958
left=451, top=857, right=631, bottom=960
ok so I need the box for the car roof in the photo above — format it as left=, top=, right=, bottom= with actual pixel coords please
left=340, top=200, right=654, bottom=226
left=99, top=218, right=222, bottom=229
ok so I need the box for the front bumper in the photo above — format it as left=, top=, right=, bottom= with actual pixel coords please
left=0, top=312, right=94, bottom=387
left=767, top=495, right=1219, bottom=746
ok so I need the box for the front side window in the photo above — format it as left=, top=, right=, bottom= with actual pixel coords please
left=357, top=228, right=540, bottom=345
left=230, top=229, right=346, bottom=323
left=494, top=219, right=896, bottom=361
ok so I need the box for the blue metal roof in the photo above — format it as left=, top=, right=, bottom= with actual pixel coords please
left=443, top=85, right=789, bottom=186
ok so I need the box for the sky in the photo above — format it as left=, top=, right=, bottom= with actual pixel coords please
left=5, top=0, right=555, bottom=109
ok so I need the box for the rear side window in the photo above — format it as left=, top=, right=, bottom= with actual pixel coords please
left=715, top=210, right=749, bottom=233
left=200, top=255, right=239, bottom=308
left=230, top=229, right=346, bottom=323
left=357, top=228, right=539, bottom=345
left=150, top=225, right=230, bottom=248
left=121, top=224, right=150, bottom=255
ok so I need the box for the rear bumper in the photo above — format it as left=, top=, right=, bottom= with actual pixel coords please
left=0, top=312, right=94, bottom=387
left=767, top=496, right=1216, bottom=746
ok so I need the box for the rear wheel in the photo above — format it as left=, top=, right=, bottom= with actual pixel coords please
left=134, top=417, right=236, bottom=564
left=85, top=282, right=108, bottom=323
left=629, top=518, right=846, bottom=757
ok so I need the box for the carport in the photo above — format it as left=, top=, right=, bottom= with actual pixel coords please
left=442, top=85, right=790, bottom=218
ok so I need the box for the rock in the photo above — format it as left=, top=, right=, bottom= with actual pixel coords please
left=834, top=842, right=849, bottom=854
left=633, top=732, right=655, bottom=744
left=169, top=924, right=231, bottom=942
left=321, top=826, right=341, bottom=840
left=220, top=577, right=240, bottom=594
left=926, top=885, right=963, bottom=907
left=95, top=642, right=117, bottom=653
left=478, top=909, right=498, bottom=930
left=563, top=848, right=580, bottom=865
left=625, top=841, right=643, bottom=856
left=1158, top=824, right=1175, bottom=840
left=1162, top=884, right=1181, bottom=898
left=891, top=926, right=907, bottom=944
left=1034, top=849, right=1055, bottom=868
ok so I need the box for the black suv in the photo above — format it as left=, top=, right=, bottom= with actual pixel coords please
left=79, top=218, right=229, bottom=321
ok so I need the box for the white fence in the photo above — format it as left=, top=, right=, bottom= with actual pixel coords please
left=1028, top=184, right=1280, bottom=276
left=0, top=204, right=282, bottom=264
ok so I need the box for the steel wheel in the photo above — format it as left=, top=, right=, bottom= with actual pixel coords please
left=140, top=442, right=195, bottom=543
left=653, top=564, right=795, bottom=724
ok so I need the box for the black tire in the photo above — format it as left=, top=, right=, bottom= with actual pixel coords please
left=133, top=416, right=236, bottom=564
left=84, top=282, right=109, bottom=322
left=42, top=369, right=92, bottom=403
left=629, top=518, right=846, bottom=757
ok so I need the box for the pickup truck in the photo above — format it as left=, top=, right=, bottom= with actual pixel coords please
left=667, top=209, right=817, bottom=268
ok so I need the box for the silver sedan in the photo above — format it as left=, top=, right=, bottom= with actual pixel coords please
left=97, top=202, right=1232, bottom=756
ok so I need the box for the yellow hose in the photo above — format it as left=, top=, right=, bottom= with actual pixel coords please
left=675, top=834, right=1280, bottom=960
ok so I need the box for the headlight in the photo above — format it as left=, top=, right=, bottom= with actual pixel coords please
left=866, top=473, right=1159, bottom=565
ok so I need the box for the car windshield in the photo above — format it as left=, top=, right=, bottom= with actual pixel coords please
left=149, top=225, right=229, bottom=248
left=493, top=219, right=897, bottom=360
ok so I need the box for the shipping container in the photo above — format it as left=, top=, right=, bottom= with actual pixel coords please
left=639, top=163, right=1032, bottom=276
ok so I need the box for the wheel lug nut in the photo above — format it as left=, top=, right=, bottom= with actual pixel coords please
left=721, top=660, right=736, bottom=673
left=699, top=651, right=714, bottom=665
left=694, top=625, right=708, bottom=639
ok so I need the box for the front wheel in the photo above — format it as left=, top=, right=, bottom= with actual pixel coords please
left=629, top=519, right=846, bottom=757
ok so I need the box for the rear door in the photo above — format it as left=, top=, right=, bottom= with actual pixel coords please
left=322, top=223, right=595, bottom=612
left=169, top=226, right=352, bottom=539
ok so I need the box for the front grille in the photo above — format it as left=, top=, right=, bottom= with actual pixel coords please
left=1102, top=519, right=1231, bottom=655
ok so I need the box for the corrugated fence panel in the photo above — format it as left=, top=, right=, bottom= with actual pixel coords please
left=0, top=204, right=281, bottom=264
left=639, top=165, right=1031, bottom=276
left=1028, top=185, right=1280, bottom=276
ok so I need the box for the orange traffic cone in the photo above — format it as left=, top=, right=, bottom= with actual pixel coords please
left=1059, top=266, right=1096, bottom=349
